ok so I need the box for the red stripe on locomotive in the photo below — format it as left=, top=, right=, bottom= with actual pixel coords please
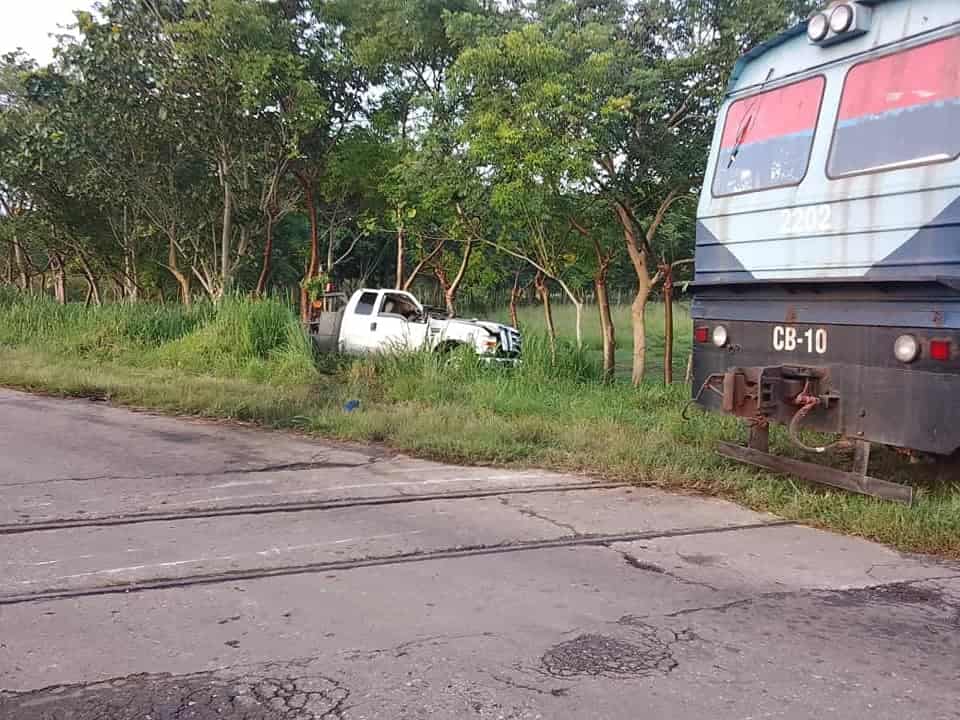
left=839, top=35, right=960, bottom=120
left=720, top=76, right=825, bottom=149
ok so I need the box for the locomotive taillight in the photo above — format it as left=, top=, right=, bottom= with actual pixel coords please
left=894, top=335, right=919, bottom=363
left=694, top=326, right=710, bottom=343
left=930, top=340, right=952, bottom=362
left=712, top=325, right=729, bottom=348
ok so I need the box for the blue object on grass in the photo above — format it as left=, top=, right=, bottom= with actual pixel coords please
left=344, top=399, right=361, bottom=412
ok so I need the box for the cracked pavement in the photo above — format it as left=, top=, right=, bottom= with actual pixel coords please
left=2, top=388, right=960, bottom=719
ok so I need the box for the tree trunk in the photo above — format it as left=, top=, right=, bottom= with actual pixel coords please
left=77, top=252, right=101, bottom=306
left=255, top=211, right=275, bottom=298
left=219, top=164, right=233, bottom=299
left=509, top=271, right=522, bottom=329
left=82, top=273, right=101, bottom=306
left=296, top=172, right=319, bottom=320
left=120, top=204, right=139, bottom=302
left=534, top=272, right=556, bottom=353
left=571, top=299, right=583, bottom=351
left=631, top=283, right=652, bottom=386
left=443, top=237, right=473, bottom=316
left=595, top=269, right=616, bottom=382
left=50, top=252, right=66, bottom=304
left=166, top=234, right=191, bottom=306
left=13, top=235, right=29, bottom=291
left=123, top=247, right=139, bottom=302
left=614, top=194, right=678, bottom=387
left=326, top=222, right=335, bottom=278
left=171, top=269, right=191, bottom=306
left=395, top=221, right=405, bottom=290
left=433, top=266, right=450, bottom=309
left=663, top=266, right=674, bottom=385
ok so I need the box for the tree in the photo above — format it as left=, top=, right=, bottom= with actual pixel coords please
left=0, top=53, right=40, bottom=293
left=457, top=0, right=813, bottom=384
left=167, top=0, right=324, bottom=300
left=454, top=15, right=617, bottom=359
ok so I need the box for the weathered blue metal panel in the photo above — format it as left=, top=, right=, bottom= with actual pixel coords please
left=696, top=0, right=960, bottom=315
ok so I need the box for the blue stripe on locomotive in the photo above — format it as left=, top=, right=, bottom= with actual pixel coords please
left=695, top=0, right=960, bottom=329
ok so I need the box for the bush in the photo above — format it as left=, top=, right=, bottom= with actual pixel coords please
left=0, top=291, right=316, bottom=384
left=152, top=297, right=316, bottom=382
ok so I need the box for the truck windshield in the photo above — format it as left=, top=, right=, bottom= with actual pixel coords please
left=712, top=76, right=825, bottom=197
left=828, top=34, right=960, bottom=177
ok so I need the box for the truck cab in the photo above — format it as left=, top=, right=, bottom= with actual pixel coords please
left=339, top=289, right=430, bottom=354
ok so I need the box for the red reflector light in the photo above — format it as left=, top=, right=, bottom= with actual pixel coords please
left=695, top=326, right=710, bottom=343
left=930, top=340, right=951, bottom=361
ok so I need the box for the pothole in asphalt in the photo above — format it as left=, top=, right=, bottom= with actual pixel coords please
left=540, top=622, right=689, bottom=679
left=821, top=583, right=948, bottom=609
left=0, top=663, right=349, bottom=720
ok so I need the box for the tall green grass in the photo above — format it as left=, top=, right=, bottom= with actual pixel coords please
left=0, top=293, right=314, bottom=384
left=1, top=289, right=958, bottom=557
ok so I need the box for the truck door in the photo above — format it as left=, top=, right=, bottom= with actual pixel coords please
left=374, top=292, right=426, bottom=351
left=339, top=290, right=381, bottom=353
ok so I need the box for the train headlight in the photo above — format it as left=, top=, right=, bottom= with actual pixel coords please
left=807, top=12, right=829, bottom=42
left=894, top=334, right=919, bottom=363
left=830, top=4, right=854, bottom=34
left=712, top=325, right=729, bottom=348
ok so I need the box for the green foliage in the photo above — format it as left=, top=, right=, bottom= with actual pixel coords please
left=300, top=272, right=330, bottom=301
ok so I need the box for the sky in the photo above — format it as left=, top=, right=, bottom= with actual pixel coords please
left=1, top=0, right=93, bottom=64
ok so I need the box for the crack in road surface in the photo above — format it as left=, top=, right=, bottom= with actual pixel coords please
left=0, top=662, right=350, bottom=720
left=498, top=496, right=580, bottom=535
left=614, top=549, right=722, bottom=592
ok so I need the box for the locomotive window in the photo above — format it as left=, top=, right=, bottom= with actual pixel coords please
left=828, top=34, right=960, bottom=178
left=712, top=76, right=825, bottom=197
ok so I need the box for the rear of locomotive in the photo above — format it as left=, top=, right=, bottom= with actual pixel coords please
left=691, top=0, right=960, bottom=501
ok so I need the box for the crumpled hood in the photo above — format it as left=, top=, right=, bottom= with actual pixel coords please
left=473, top=320, right=516, bottom=335
left=443, top=318, right=514, bottom=335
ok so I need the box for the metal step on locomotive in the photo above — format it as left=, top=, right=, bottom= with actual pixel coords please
left=691, top=0, right=960, bottom=502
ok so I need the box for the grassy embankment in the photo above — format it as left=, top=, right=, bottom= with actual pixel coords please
left=0, top=287, right=957, bottom=557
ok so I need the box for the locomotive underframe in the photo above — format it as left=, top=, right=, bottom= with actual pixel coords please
left=692, top=288, right=960, bottom=502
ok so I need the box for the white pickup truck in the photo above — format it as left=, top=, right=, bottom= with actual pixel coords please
left=307, top=288, right=522, bottom=363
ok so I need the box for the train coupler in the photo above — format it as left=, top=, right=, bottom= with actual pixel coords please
left=718, top=365, right=837, bottom=424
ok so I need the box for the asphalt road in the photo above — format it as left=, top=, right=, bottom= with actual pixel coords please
left=1, top=388, right=959, bottom=719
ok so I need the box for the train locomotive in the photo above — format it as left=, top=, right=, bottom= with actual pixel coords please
left=692, top=0, right=960, bottom=501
